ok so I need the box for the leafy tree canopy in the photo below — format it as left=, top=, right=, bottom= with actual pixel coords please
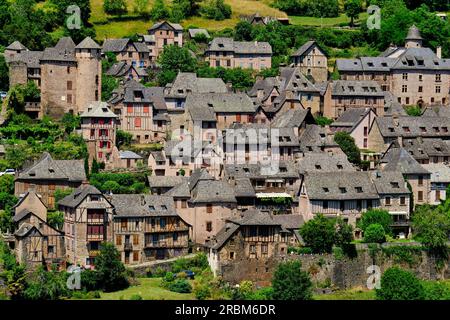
left=272, top=260, right=312, bottom=300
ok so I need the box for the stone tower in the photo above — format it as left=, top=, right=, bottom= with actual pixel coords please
left=405, top=25, right=423, bottom=49
left=75, top=37, right=102, bottom=115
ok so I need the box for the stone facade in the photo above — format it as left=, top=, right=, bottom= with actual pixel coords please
left=291, top=41, right=328, bottom=82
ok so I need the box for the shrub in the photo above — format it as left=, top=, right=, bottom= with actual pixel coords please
left=154, top=267, right=166, bottom=278
left=363, top=224, right=386, bottom=243
left=423, top=281, right=450, bottom=300
left=94, top=243, right=129, bottom=292
left=130, top=294, right=143, bottom=300
left=201, top=0, right=232, bottom=21
left=359, top=209, right=393, bottom=235
left=334, top=131, right=361, bottom=165
left=376, top=267, right=424, bottom=300
left=272, top=260, right=312, bottom=300
left=168, top=279, right=192, bottom=293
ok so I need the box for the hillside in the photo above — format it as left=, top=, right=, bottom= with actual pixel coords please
left=90, top=0, right=287, bottom=40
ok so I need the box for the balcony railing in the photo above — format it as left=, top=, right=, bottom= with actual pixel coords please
left=87, top=234, right=104, bottom=241
left=144, top=241, right=186, bottom=248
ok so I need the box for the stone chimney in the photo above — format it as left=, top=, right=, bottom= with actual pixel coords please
left=437, top=46, right=442, bottom=59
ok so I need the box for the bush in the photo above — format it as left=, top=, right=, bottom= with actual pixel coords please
left=130, top=294, right=143, bottom=300
left=334, top=131, right=361, bottom=165
left=168, top=279, right=192, bottom=293
left=94, top=243, right=129, bottom=292
left=154, top=267, right=167, bottom=278
left=201, top=0, right=231, bottom=21
left=423, top=281, right=450, bottom=300
left=359, top=209, right=393, bottom=235
left=376, top=267, right=424, bottom=300
left=363, top=224, right=386, bottom=243
left=272, top=260, right=312, bottom=300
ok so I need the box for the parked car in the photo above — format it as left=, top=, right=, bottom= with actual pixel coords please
left=0, top=169, right=15, bottom=176
left=174, top=270, right=195, bottom=279
left=0, top=91, right=7, bottom=100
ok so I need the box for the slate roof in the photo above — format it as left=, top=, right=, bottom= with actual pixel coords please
left=41, top=37, right=77, bottom=62
left=80, top=101, right=117, bottom=118
left=17, top=153, right=86, bottom=182
left=124, top=86, right=167, bottom=110
left=75, top=37, right=101, bottom=49
left=209, top=210, right=302, bottom=250
left=247, top=76, right=280, bottom=102
left=166, top=169, right=236, bottom=203
left=13, top=209, right=34, bottom=223
left=14, top=223, right=40, bottom=237
left=225, top=161, right=299, bottom=180
left=185, top=92, right=256, bottom=121
left=299, top=124, right=338, bottom=152
left=304, top=171, right=380, bottom=200
left=422, top=105, right=450, bottom=118
left=148, top=21, right=183, bottom=32
left=106, top=62, right=148, bottom=78
left=422, top=163, right=450, bottom=183
left=207, top=37, right=272, bottom=54
left=374, top=116, right=450, bottom=138
left=330, top=80, right=384, bottom=97
left=119, top=150, right=142, bottom=159
left=6, top=41, right=27, bottom=51
left=371, top=171, right=410, bottom=195
left=7, top=51, right=43, bottom=68
left=103, top=39, right=149, bottom=53
left=271, top=108, right=313, bottom=128
left=109, top=194, right=180, bottom=217
left=58, top=184, right=103, bottom=208
left=292, top=40, right=322, bottom=57
left=330, top=108, right=374, bottom=132
left=297, top=153, right=355, bottom=174
left=381, top=142, right=430, bottom=175
left=165, top=72, right=228, bottom=97
left=148, top=176, right=188, bottom=189
left=406, top=25, right=422, bottom=40
left=402, top=138, right=450, bottom=160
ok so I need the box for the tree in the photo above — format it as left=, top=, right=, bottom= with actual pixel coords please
left=0, top=55, right=9, bottom=91
left=171, top=0, right=201, bottom=22
left=104, top=0, right=128, bottom=16
left=358, top=209, right=393, bottom=236
left=0, top=175, right=15, bottom=194
left=49, top=0, right=92, bottom=26
left=54, top=188, right=73, bottom=204
left=412, top=205, right=450, bottom=250
left=94, top=242, right=129, bottom=292
left=405, top=105, right=422, bottom=116
left=101, top=75, right=119, bottom=101
left=61, top=113, right=81, bottom=134
left=334, top=131, right=361, bottom=165
left=272, top=260, right=312, bottom=300
left=158, top=45, right=197, bottom=73
left=376, top=267, right=424, bottom=300
left=363, top=223, right=386, bottom=243
left=344, top=0, right=363, bottom=27
left=150, top=0, right=170, bottom=21
left=133, top=0, right=149, bottom=17
left=23, top=266, right=70, bottom=300
left=116, top=129, right=133, bottom=147
left=47, top=211, right=64, bottom=230
left=201, top=0, right=232, bottom=21
left=234, top=21, right=254, bottom=41
left=334, top=218, right=353, bottom=247
left=299, top=214, right=335, bottom=253
left=314, top=116, right=333, bottom=127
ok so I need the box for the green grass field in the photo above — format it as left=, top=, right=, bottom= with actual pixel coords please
left=90, top=0, right=287, bottom=39
left=289, top=12, right=368, bottom=27
left=96, top=278, right=196, bottom=300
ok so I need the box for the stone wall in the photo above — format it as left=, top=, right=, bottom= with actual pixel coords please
left=216, top=243, right=450, bottom=289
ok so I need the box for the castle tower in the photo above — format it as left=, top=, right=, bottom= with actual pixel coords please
left=405, top=25, right=423, bottom=48
left=75, top=37, right=102, bottom=114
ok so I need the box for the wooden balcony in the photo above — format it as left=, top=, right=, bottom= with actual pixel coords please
left=87, top=234, right=104, bottom=241
left=144, top=241, right=187, bottom=248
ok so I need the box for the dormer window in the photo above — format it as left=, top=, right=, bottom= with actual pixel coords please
left=433, top=127, right=439, bottom=133
left=402, top=126, right=410, bottom=132
left=390, top=182, right=399, bottom=188
left=337, top=164, right=343, bottom=170
left=420, top=127, right=426, bottom=132
left=315, top=164, right=322, bottom=170
left=355, top=187, right=363, bottom=193
left=323, top=187, right=329, bottom=193
left=161, top=205, right=167, bottom=210
left=388, top=127, right=395, bottom=132
left=149, top=205, right=155, bottom=211
left=339, top=187, right=347, bottom=194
